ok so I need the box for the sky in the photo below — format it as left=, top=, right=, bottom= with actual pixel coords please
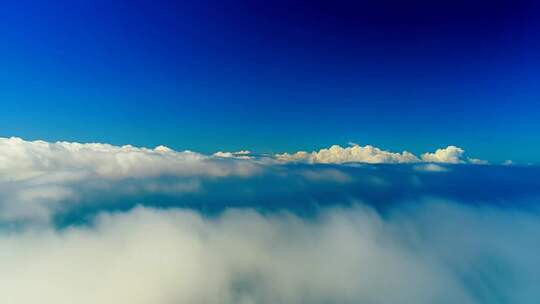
left=2, top=0, right=540, bottom=163
left=1, top=2, right=540, bottom=303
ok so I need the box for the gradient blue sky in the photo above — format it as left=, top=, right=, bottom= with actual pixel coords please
left=2, top=0, right=539, bottom=162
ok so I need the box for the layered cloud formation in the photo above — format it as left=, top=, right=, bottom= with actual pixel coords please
left=0, top=136, right=538, bottom=303
left=0, top=137, right=492, bottom=222
left=0, top=137, right=260, bottom=223
left=0, top=138, right=484, bottom=182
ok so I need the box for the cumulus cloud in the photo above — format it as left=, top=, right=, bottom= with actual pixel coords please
left=420, top=145, right=487, bottom=164
left=0, top=203, right=538, bottom=304
left=276, top=144, right=487, bottom=165
left=276, top=144, right=419, bottom=164
left=420, top=145, right=465, bottom=163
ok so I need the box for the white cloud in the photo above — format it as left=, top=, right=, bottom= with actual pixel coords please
left=420, top=146, right=487, bottom=164
left=420, top=146, right=465, bottom=163
left=213, top=150, right=253, bottom=159
left=0, top=137, right=259, bottom=181
left=276, top=144, right=419, bottom=164
left=0, top=138, right=489, bottom=182
left=0, top=203, right=537, bottom=304
left=0, top=137, right=491, bottom=223
left=0, top=137, right=261, bottom=223
left=275, top=144, right=487, bottom=165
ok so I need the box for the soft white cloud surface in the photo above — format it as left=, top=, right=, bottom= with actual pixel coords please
left=0, top=137, right=260, bottom=223
left=0, top=137, right=258, bottom=181
left=0, top=137, right=536, bottom=303
left=0, top=203, right=538, bottom=304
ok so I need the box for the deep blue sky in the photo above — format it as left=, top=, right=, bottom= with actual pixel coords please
left=1, top=0, right=539, bottom=162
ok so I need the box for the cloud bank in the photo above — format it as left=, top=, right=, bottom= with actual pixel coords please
left=0, top=137, right=258, bottom=181
left=0, top=136, right=538, bottom=303
left=0, top=137, right=526, bottom=225
left=0, top=137, right=262, bottom=223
